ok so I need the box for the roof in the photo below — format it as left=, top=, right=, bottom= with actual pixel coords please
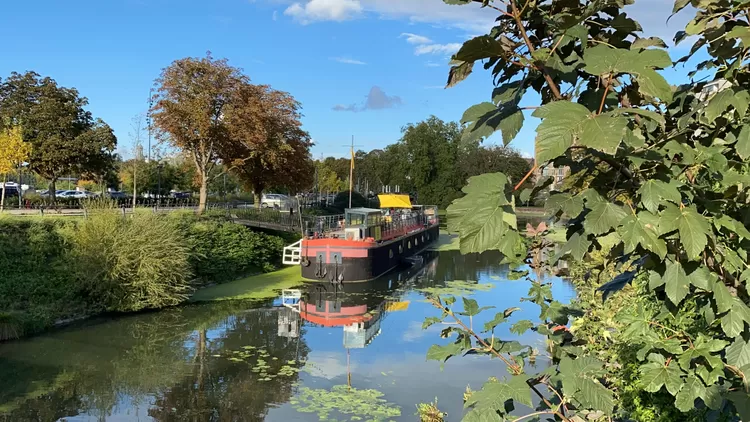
left=346, top=207, right=382, bottom=214
left=378, top=194, right=412, bottom=208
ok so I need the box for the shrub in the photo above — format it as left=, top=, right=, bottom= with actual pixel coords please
left=333, top=191, right=368, bottom=211
left=70, top=210, right=192, bottom=313
left=183, top=218, right=285, bottom=285
left=0, top=218, right=82, bottom=335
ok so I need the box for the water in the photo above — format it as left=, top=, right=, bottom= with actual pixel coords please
left=0, top=250, right=574, bottom=422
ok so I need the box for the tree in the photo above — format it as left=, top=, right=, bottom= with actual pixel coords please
left=222, top=83, right=314, bottom=207
left=0, top=125, right=31, bottom=211
left=128, top=115, right=146, bottom=207
left=151, top=53, right=246, bottom=213
left=426, top=0, right=750, bottom=420
left=0, top=72, right=117, bottom=202
left=315, top=161, right=344, bottom=194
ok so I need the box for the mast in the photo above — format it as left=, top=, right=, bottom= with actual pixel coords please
left=349, top=135, right=354, bottom=209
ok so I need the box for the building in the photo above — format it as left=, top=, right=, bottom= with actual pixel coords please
left=697, top=79, right=731, bottom=101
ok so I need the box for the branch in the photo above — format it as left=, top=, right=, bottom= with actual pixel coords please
left=511, top=0, right=563, bottom=100
left=514, top=411, right=558, bottom=422
left=598, top=75, right=612, bottom=115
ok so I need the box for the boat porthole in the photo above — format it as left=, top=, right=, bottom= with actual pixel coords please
left=426, top=234, right=430, bottom=241
left=421, top=235, right=425, bottom=243
left=408, top=241, right=412, bottom=249
left=415, top=238, right=419, bottom=246
left=399, top=245, right=403, bottom=253
left=389, top=249, right=394, bottom=259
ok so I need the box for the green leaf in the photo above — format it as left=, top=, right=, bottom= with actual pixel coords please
left=584, top=45, right=673, bottom=101
left=510, top=320, right=534, bottom=335
left=638, top=180, right=681, bottom=213
left=579, top=115, right=628, bottom=154
left=446, top=61, right=473, bottom=88
left=533, top=101, right=590, bottom=163
left=712, top=281, right=734, bottom=314
left=705, top=89, right=736, bottom=121
left=461, top=103, right=525, bottom=145
left=737, top=124, right=750, bottom=160
left=554, top=231, right=591, bottom=262
left=674, top=377, right=706, bottom=412
left=727, top=337, right=750, bottom=367
left=492, top=81, right=524, bottom=105
left=503, top=307, right=521, bottom=318
left=461, top=407, right=503, bottom=422
left=459, top=203, right=508, bottom=254
left=672, top=0, right=690, bottom=14
left=464, top=376, right=533, bottom=409
left=609, top=107, right=666, bottom=128
left=662, top=205, right=710, bottom=259
left=727, top=391, right=750, bottom=421
left=545, top=192, right=584, bottom=217
left=460, top=297, right=493, bottom=317
left=454, top=35, right=508, bottom=63
left=427, top=342, right=464, bottom=363
left=715, top=215, right=750, bottom=239
left=619, top=213, right=667, bottom=259
left=423, top=316, right=441, bottom=329
left=640, top=353, right=684, bottom=395
left=686, top=265, right=715, bottom=291
left=727, top=25, right=750, bottom=45
left=663, top=260, right=689, bottom=305
left=632, top=37, right=668, bottom=49
left=721, top=307, right=745, bottom=338
left=583, top=201, right=628, bottom=235
left=483, top=312, right=507, bottom=332
left=575, top=378, right=615, bottom=414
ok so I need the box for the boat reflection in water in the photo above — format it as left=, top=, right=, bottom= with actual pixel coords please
left=278, top=251, right=439, bottom=350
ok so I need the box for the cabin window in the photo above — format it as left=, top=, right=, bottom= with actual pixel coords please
left=399, top=245, right=403, bottom=253
left=346, top=213, right=365, bottom=226
left=389, top=250, right=394, bottom=259
left=408, top=241, right=412, bottom=249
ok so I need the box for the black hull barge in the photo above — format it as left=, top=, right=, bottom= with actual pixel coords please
left=290, top=195, right=440, bottom=283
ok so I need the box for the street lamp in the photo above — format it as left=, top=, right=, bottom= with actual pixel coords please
left=223, top=172, right=227, bottom=205
left=157, top=163, right=163, bottom=210
left=17, top=162, right=28, bottom=209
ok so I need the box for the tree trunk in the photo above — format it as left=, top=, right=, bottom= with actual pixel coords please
left=0, top=174, right=6, bottom=212
left=254, top=191, right=262, bottom=209
left=198, top=171, right=208, bottom=214
left=132, top=161, right=137, bottom=209
left=49, top=179, right=56, bottom=204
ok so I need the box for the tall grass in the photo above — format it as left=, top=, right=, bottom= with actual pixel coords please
left=70, top=209, right=192, bottom=312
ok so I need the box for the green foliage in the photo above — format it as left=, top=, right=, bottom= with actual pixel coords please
left=333, top=190, right=369, bottom=211
left=176, top=215, right=285, bottom=284
left=428, top=0, right=750, bottom=419
left=70, top=210, right=192, bottom=312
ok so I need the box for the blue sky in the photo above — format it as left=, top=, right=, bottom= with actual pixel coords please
left=0, top=0, right=697, bottom=160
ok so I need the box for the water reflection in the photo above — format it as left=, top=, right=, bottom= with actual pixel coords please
left=0, top=250, right=574, bottom=422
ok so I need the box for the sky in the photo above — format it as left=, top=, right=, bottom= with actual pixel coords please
left=0, top=0, right=698, bottom=160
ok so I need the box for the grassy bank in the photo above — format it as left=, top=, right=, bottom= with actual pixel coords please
left=0, top=210, right=286, bottom=341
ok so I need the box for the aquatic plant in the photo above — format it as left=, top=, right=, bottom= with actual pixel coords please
left=0, top=312, right=19, bottom=341
left=224, top=346, right=301, bottom=381
left=416, top=398, right=446, bottom=422
left=417, top=280, right=494, bottom=297
left=290, top=385, right=401, bottom=422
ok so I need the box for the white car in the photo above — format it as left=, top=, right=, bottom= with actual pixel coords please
left=58, top=190, right=94, bottom=199
left=260, top=194, right=295, bottom=209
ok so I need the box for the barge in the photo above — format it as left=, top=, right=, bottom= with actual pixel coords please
left=283, top=194, right=439, bottom=283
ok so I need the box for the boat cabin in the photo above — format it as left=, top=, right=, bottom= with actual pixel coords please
left=344, top=208, right=384, bottom=241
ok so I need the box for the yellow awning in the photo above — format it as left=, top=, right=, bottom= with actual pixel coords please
left=378, top=194, right=412, bottom=208
left=385, top=301, right=410, bottom=312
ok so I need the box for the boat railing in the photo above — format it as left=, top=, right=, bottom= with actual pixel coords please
left=305, top=209, right=438, bottom=241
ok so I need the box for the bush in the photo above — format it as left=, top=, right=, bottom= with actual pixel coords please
left=0, top=218, right=82, bottom=336
left=180, top=217, right=285, bottom=285
left=332, top=191, right=373, bottom=211
left=69, top=210, right=193, bottom=313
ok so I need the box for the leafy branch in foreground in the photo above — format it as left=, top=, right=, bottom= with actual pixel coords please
left=428, top=0, right=750, bottom=420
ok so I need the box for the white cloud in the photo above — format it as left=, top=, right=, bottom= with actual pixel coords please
left=331, top=57, right=367, bottom=65
left=284, top=0, right=362, bottom=24
left=415, top=43, right=461, bottom=56
left=425, top=61, right=442, bottom=67
left=400, top=32, right=432, bottom=44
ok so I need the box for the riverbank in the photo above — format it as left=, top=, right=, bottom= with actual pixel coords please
left=0, top=211, right=287, bottom=341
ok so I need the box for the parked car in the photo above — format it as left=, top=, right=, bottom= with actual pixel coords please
left=104, top=191, right=129, bottom=199
left=170, top=191, right=191, bottom=199
left=2, top=186, right=19, bottom=197
left=260, top=193, right=293, bottom=209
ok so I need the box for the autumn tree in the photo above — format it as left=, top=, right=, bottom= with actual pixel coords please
left=150, top=54, right=247, bottom=213
left=0, top=72, right=117, bottom=202
left=0, top=125, right=31, bottom=211
left=223, top=83, right=314, bottom=207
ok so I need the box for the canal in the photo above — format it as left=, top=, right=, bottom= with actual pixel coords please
left=0, top=249, right=574, bottom=421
